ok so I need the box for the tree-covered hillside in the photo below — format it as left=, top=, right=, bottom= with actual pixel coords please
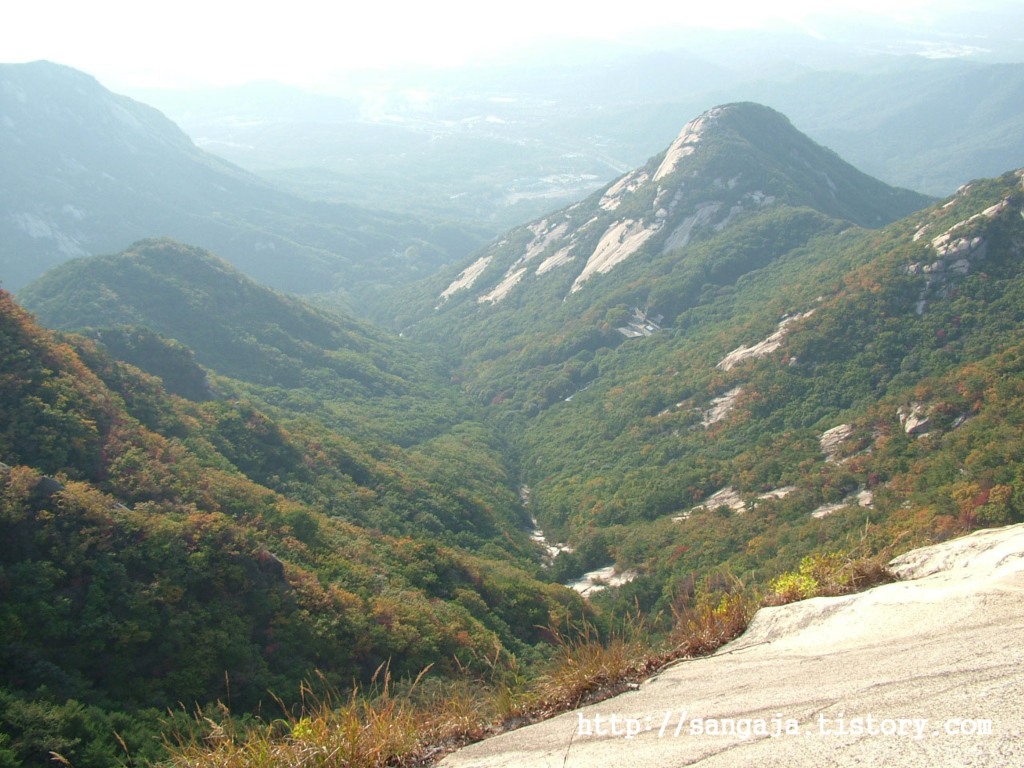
left=379, top=102, right=1024, bottom=628
left=0, top=285, right=585, bottom=767
left=421, top=166, right=1024, bottom=620
left=18, top=239, right=463, bottom=441
left=17, top=240, right=550, bottom=549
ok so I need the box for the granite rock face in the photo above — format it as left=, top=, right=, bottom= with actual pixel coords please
left=441, top=524, right=1024, bottom=768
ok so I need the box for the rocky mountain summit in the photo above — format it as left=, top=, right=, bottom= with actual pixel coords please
left=430, top=103, right=930, bottom=309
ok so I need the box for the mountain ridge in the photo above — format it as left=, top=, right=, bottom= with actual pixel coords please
left=378, top=103, right=933, bottom=424
left=421, top=102, right=930, bottom=313
left=17, top=238, right=405, bottom=393
left=0, top=61, right=486, bottom=298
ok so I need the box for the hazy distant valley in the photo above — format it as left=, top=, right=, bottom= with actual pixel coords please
left=131, top=20, right=1024, bottom=234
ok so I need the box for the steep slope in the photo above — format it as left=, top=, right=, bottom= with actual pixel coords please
left=441, top=523, right=1024, bottom=767
left=0, top=61, right=485, bottom=297
left=424, top=102, right=926, bottom=306
left=6, top=90, right=1024, bottom=768
left=387, top=103, right=931, bottom=409
left=17, top=241, right=535, bottom=553
left=0, top=285, right=580, bottom=768
left=504, top=168, right=1024, bottom=608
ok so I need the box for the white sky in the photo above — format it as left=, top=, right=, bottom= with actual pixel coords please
left=2, top=0, right=965, bottom=89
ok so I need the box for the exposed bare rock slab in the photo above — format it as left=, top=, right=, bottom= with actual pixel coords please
left=702, top=386, right=742, bottom=427
left=478, top=267, right=527, bottom=304
left=819, top=423, right=854, bottom=462
left=565, top=565, right=638, bottom=598
left=717, top=311, right=814, bottom=372
left=441, top=524, right=1024, bottom=768
left=654, top=107, right=726, bottom=181
left=571, top=219, right=661, bottom=293
left=661, top=202, right=721, bottom=253
left=535, top=246, right=574, bottom=275
left=439, top=255, right=493, bottom=302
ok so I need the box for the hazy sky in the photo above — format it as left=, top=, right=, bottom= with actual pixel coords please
left=1, top=0, right=980, bottom=89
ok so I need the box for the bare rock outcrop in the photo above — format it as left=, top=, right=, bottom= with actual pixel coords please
left=819, top=423, right=853, bottom=462
left=897, top=402, right=931, bottom=435
left=907, top=194, right=1013, bottom=314
left=441, top=523, right=1024, bottom=768
left=717, top=311, right=814, bottom=372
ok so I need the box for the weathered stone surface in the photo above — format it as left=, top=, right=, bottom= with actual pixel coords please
left=441, top=524, right=1024, bottom=768
left=702, top=386, right=742, bottom=427
left=565, top=565, right=638, bottom=598
left=819, top=423, right=853, bottom=461
left=571, top=219, right=661, bottom=293
left=810, top=487, right=873, bottom=519
left=439, top=255, right=493, bottom=302
left=717, top=311, right=814, bottom=372
left=661, top=202, right=721, bottom=253
left=694, top=486, right=746, bottom=514
left=898, top=402, right=931, bottom=435
left=654, top=107, right=726, bottom=181
left=757, top=486, right=798, bottom=502
left=478, top=267, right=527, bottom=304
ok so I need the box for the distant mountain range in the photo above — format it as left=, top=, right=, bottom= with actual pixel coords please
left=0, top=61, right=487, bottom=298
left=131, top=51, right=1024, bottom=228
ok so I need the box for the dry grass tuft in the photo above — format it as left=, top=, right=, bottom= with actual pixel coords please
left=162, top=667, right=445, bottom=768
left=537, top=614, right=652, bottom=712
left=669, top=592, right=756, bottom=658
left=162, top=553, right=896, bottom=768
left=160, top=603, right=758, bottom=768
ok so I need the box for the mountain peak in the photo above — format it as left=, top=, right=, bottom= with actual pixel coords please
left=432, top=103, right=932, bottom=306
left=653, top=104, right=734, bottom=181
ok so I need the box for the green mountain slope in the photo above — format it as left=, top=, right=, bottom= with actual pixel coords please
left=6, top=94, right=1024, bottom=768
left=19, top=239, right=429, bottom=397
left=0, top=61, right=487, bottom=298
left=0, top=282, right=581, bottom=767
left=17, top=240, right=530, bottom=541
left=445, top=164, right=1024, bottom=611
left=384, top=103, right=1024, bottom=619
left=385, top=103, right=932, bottom=408
left=20, top=239, right=493, bottom=453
